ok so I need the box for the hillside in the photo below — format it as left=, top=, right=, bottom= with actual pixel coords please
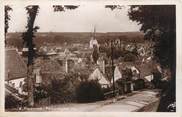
left=6, top=32, right=144, bottom=49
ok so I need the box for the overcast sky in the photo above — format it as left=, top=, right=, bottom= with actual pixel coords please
left=8, top=4, right=141, bottom=32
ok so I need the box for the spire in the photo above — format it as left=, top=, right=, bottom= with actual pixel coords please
left=90, top=25, right=99, bottom=49
left=93, top=25, right=96, bottom=39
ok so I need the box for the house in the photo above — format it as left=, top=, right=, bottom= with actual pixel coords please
left=89, top=67, right=110, bottom=88
left=5, top=48, right=27, bottom=95
left=22, top=47, right=37, bottom=56
left=113, top=66, right=122, bottom=83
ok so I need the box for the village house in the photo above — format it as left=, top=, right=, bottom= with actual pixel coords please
left=21, top=47, right=37, bottom=56
left=88, top=66, right=110, bottom=88
left=5, top=48, right=27, bottom=96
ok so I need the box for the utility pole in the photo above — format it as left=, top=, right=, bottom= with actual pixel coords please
left=111, top=40, right=115, bottom=96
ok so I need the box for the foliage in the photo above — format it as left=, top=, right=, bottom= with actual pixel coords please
left=92, top=46, right=99, bottom=63
left=102, top=47, right=123, bottom=60
left=76, top=80, right=104, bottom=103
left=128, top=5, right=176, bottom=112
left=123, top=52, right=136, bottom=62
left=5, top=5, right=12, bottom=34
left=22, top=5, right=39, bottom=65
left=34, top=85, right=49, bottom=102
left=128, top=5, right=176, bottom=70
left=122, top=68, right=132, bottom=81
left=50, top=78, right=69, bottom=103
left=133, top=79, right=145, bottom=90
left=49, top=75, right=80, bottom=104
left=5, top=5, right=12, bottom=45
left=21, top=5, right=39, bottom=107
left=105, top=5, right=123, bottom=11
left=53, top=5, right=79, bottom=12
left=151, top=70, right=162, bottom=88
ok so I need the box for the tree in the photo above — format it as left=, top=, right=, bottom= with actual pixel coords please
left=53, top=5, right=79, bottom=12
left=5, top=5, right=12, bottom=46
left=76, top=80, right=104, bottom=103
left=128, top=5, right=176, bottom=112
left=21, top=5, right=79, bottom=106
left=22, top=5, right=39, bottom=107
left=105, top=5, right=123, bottom=11
left=128, top=5, right=176, bottom=69
left=92, top=46, right=99, bottom=63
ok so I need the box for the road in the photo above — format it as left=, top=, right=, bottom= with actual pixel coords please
left=23, top=89, right=160, bottom=112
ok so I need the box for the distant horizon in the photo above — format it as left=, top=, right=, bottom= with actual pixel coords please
left=7, top=31, right=143, bottom=33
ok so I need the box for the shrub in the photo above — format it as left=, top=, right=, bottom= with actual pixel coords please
left=50, top=77, right=80, bottom=104
left=133, top=79, right=145, bottom=90
left=76, top=80, right=104, bottom=103
left=34, top=85, right=49, bottom=102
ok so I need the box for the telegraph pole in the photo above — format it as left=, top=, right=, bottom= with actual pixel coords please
left=111, top=40, right=115, bottom=96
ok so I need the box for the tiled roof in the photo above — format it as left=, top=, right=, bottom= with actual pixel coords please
left=5, top=48, right=27, bottom=81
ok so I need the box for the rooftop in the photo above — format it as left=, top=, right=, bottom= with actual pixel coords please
left=5, top=48, right=27, bottom=81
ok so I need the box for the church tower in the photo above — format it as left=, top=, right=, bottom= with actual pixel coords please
left=89, top=26, right=99, bottom=49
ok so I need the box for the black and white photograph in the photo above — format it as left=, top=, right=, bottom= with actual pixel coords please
left=4, top=3, right=177, bottom=112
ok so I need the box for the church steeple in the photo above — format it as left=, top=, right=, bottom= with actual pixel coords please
left=89, top=26, right=99, bottom=49
left=93, top=26, right=96, bottom=39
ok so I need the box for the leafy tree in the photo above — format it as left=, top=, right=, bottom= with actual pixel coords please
left=105, top=5, right=123, bottom=11
left=105, top=5, right=175, bottom=70
left=21, top=5, right=79, bottom=106
left=22, top=5, right=39, bottom=107
left=128, top=5, right=176, bottom=112
left=92, top=46, right=99, bottom=63
left=34, top=85, right=49, bottom=102
left=53, top=5, right=79, bottom=12
left=50, top=77, right=79, bottom=104
left=22, top=5, right=39, bottom=65
left=5, top=5, right=12, bottom=45
left=128, top=5, right=176, bottom=70
left=105, top=5, right=176, bottom=111
left=76, top=80, right=104, bottom=103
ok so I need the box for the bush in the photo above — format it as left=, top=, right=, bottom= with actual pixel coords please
left=34, top=85, right=49, bottom=102
left=76, top=80, right=104, bottom=103
left=133, top=79, right=145, bottom=90
left=50, top=77, right=80, bottom=104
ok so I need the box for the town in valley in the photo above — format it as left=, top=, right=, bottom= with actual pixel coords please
left=4, top=5, right=176, bottom=112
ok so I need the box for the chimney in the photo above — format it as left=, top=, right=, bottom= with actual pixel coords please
left=102, top=60, right=105, bottom=74
left=65, top=59, right=68, bottom=73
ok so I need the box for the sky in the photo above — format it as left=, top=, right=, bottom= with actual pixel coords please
left=8, top=4, right=141, bottom=32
